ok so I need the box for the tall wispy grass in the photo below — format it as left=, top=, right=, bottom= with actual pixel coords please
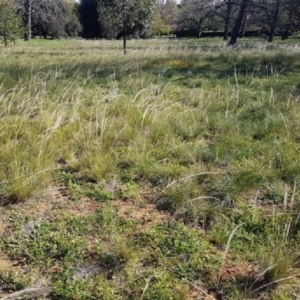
left=1, top=38, right=300, bottom=207
left=1, top=38, right=300, bottom=298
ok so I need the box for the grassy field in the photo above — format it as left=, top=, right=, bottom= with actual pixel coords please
left=1, top=37, right=300, bottom=299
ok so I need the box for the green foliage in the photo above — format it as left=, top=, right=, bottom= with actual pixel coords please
left=141, top=272, right=189, bottom=300
left=152, top=12, right=170, bottom=36
left=58, top=170, right=116, bottom=201
left=0, top=271, right=28, bottom=293
left=0, top=1, right=23, bottom=46
left=97, top=0, right=155, bottom=38
left=145, top=222, right=203, bottom=255
left=119, top=180, right=139, bottom=199
left=52, top=277, right=115, bottom=299
left=64, top=2, right=82, bottom=37
left=136, top=222, right=212, bottom=280
left=16, top=0, right=81, bottom=40
left=2, top=217, right=87, bottom=264
left=178, top=0, right=215, bottom=37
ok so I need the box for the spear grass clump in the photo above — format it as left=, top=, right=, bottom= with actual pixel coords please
left=1, top=38, right=300, bottom=299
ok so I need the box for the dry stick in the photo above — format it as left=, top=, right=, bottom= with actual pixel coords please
left=184, top=279, right=216, bottom=300
left=164, top=172, right=219, bottom=191
left=295, top=210, right=300, bottom=226
left=181, top=196, right=219, bottom=206
left=253, top=189, right=260, bottom=219
left=251, top=274, right=300, bottom=294
left=283, top=184, right=288, bottom=210
left=1, top=287, right=51, bottom=300
left=290, top=180, right=297, bottom=208
left=285, top=221, right=292, bottom=243
left=218, top=223, right=244, bottom=283
left=140, top=276, right=154, bottom=300
left=254, top=189, right=259, bottom=206
left=249, top=264, right=276, bottom=291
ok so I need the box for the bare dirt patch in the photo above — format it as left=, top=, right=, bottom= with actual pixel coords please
left=0, top=253, right=19, bottom=271
left=114, top=198, right=171, bottom=230
left=7, top=184, right=101, bottom=220
left=219, top=261, right=261, bottom=282
left=187, top=281, right=217, bottom=300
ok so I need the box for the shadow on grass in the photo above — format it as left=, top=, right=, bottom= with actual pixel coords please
left=211, top=274, right=272, bottom=300
left=0, top=194, right=19, bottom=206
left=1, top=50, right=300, bottom=91
left=1, top=49, right=300, bottom=83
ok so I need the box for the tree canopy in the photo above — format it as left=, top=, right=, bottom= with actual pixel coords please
left=14, top=0, right=81, bottom=40
left=97, top=0, right=155, bottom=39
left=0, top=0, right=23, bottom=46
left=2, top=0, right=300, bottom=45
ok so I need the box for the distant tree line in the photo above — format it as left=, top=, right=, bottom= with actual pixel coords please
left=176, top=0, right=300, bottom=43
left=1, top=0, right=300, bottom=46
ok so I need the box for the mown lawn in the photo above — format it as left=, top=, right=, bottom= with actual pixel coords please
left=0, top=38, right=300, bottom=299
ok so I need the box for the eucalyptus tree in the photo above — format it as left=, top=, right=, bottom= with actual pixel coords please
left=178, top=0, right=217, bottom=37
left=64, top=1, right=82, bottom=37
left=284, top=0, right=300, bottom=37
left=0, top=0, right=23, bottom=46
left=33, top=0, right=66, bottom=38
left=152, top=9, right=170, bottom=35
left=265, top=0, right=300, bottom=39
left=254, top=0, right=286, bottom=42
left=228, top=0, right=251, bottom=45
left=34, top=0, right=80, bottom=38
left=14, top=0, right=36, bottom=40
left=157, top=0, right=179, bottom=26
left=152, top=0, right=178, bottom=36
left=215, top=0, right=236, bottom=40
left=97, top=0, right=155, bottom=39
left=15, top=0, right=79, bottom=40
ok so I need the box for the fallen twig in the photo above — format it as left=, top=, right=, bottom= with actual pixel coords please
left=1, top=286, right=51, bottom=300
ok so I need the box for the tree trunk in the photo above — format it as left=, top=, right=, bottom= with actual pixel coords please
left=228, top=0, right=248, bottom=45
left=223, top=24, right=229, bottom=41
left=223, top=0, right=232, bottom=41
left=281, top=30, right=289, bottom=40
left=123, top=2, right=127, bottom=54
left=3, top=33, right=8, bottom=47
left=282, top=2, right=294, bottom=40
left=198, top=19, right=203, bottom=38
left=239, top=13, right=247, bottom=38
left=267, top=0, right=280, bottom=43
left=25, top=0, right=32, bottom=41
left=268, top=26, right=275, bottom=42
left=198, top=29, right=202, bottom=38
